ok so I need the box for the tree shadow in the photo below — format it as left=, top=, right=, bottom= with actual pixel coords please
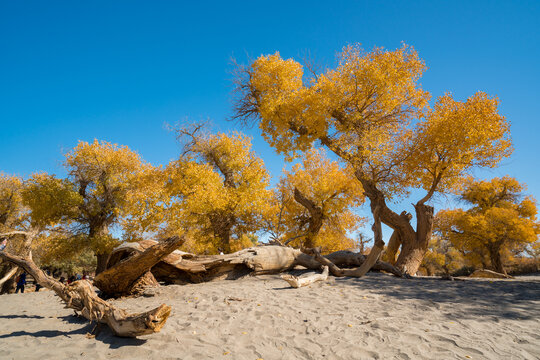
left=0, top=314, right=45, bottom=319
left=0, top=313, right=147, bottom=348
left=0, top=327, right=88, bottom=339
left=338, top=273, right=540, bottom=321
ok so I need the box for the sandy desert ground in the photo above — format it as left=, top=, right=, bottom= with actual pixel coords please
left=1, top=272, right=539, bottom=360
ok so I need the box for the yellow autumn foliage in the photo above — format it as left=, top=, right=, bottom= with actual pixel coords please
left=435, top=176, right=539, bottom=274
left=266, top=148, right=365, bottom=253
left=237, top=44, right=512, bottom=198
left=163, top=131, right=270, bottom=254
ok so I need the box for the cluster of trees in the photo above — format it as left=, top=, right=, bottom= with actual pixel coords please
left=2, top=43, right=538, bottom=284
left=425, top=176, right=539, bottom=276
left=1, top=128, right=366, bottom=281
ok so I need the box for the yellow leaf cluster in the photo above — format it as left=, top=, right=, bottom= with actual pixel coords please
left=236, top=43, right=512, bottom=201
left=248, top=44, right=429, bottom=172
left=163, top=132, right=270, bottom=253
left=435, top=177, right=539, bottom=271
left=406, top=93, right=513, bottom=194
left=0, top=173, right=24, bottom=232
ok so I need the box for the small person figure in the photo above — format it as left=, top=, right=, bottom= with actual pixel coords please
left=0, top=239, right=7, bottom=251
left=15, top=272, right=27, bottom=293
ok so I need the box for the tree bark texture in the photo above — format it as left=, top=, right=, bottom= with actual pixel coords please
left=95, top=252, right=111, bottom=275
left=0, top=251, right=172, bottom=338
left=487, top=243, right=506, bottom=275
left=94, top=236, right=185, bottom=297
left=102, top=241, right=402, bottom=292
left=395, top=203, right=434, bottom=275
left=0, top=229, right=37, bottom=293
left=293, top=188, right=324, bottom=248
left=356, top=173, right=433, bottom=275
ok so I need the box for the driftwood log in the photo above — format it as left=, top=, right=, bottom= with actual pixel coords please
left=281, top=266, right=329, bottom=288
left=0, top=251, right=172, bottom=338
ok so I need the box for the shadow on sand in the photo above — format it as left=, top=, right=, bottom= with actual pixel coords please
left=335, top=272, right=540, bottom=321
left=0, top=313, right=147, bottom=348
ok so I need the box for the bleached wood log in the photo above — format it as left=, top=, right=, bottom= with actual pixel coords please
left=0, top=251, right=172, bottom=338
left=281, top=266, right=329, bottom=288
left=102, top=238, right=401, bottom=290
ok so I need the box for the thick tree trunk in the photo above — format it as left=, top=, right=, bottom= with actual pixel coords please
left=395, top=203, right=434, bottom=275
left=94, top=236, right=185, bottom=297
left=210, top=214, right=235, bottom=253
left=0, top=251, right=172, bottom=338
left=488, top=244, right=506, bottom=275
left=356, top=176, right=416, bottom=273
left=90, top=223, right=114, bottom=275
left=382, top=211, right=413, bottom=264
left=293, top=188, right=324, bottom=248
left=0, top=265, right=17, bottom=288
left=0, top=265, right=18, bottom=294
left=0, top=229, right=38, bottom=293
left=382, top=231, right=401, bottom=264
left=354, top=172, right=436, bottom=276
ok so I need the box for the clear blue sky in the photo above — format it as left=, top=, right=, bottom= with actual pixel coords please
left=1, top=1, right=539, bottom=224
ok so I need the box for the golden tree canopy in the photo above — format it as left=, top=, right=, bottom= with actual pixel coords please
left=163, top=130, right=271, bottom=253
left=435, top=176, right=539, bottom=273
left=266, top=148, right=365, bottom=252
left=234, top=43, right=512, bottom=198
left=0, top=173, right=24, bottom=232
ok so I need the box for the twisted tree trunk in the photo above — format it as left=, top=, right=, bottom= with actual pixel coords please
left=395, top=203, right=434, bottom=274
left=356, top=174, right=434, bottom=276
left=102, top=241, right=402, bottom=291
left=0, top=251, right=172, bottom=338
left=293, top=188, right=324, bottom=248
left=0, top=229, right=38, bottom=293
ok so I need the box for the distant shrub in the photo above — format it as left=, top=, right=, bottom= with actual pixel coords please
left=506, top=257, right=539, bottom=275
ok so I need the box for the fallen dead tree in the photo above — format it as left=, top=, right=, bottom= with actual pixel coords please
left=0, top=251, right=172, bottom=338
left=101, top=239, right=402, bottom=292
left=106, top=242, right=320, bottom=285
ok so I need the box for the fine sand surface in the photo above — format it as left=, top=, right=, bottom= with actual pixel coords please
left=1, top=272, right=539, bottom=360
